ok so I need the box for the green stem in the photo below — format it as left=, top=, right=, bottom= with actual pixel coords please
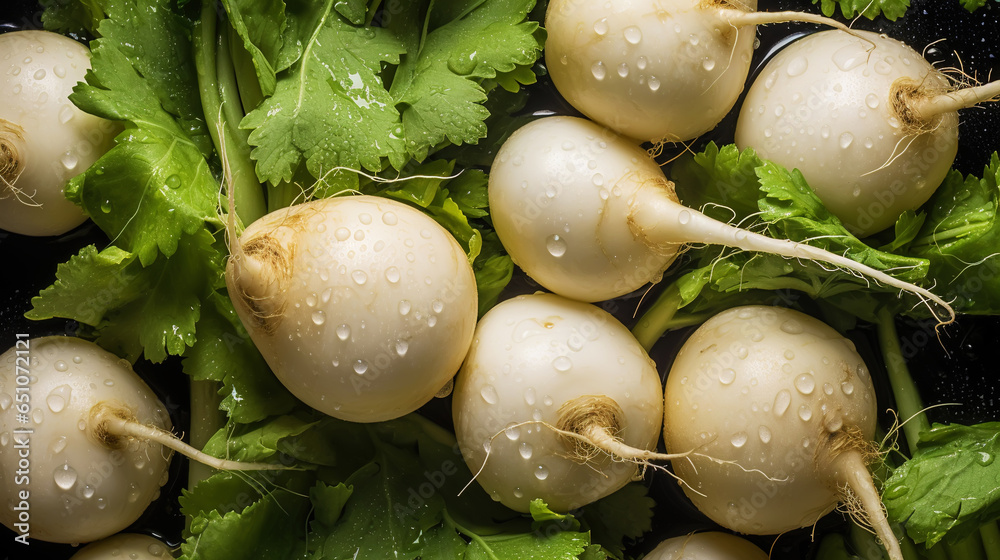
left=875, top=308, right=930, bottom=456
left=441, top=508, right=500, bottom=560
left=945, top=532, right=987, bottom=560
left=981, top=522, right=1000, bottom=560
left=187, top=380, right=227, bottom=488
left=193, top=1, right=266, bottom=226
left=631, top=283, right=683, bottom=352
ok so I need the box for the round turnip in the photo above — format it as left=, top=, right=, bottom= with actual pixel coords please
left=0, top=30, right=118, bottom=236
left=452, top=292, right=665, bottom=512
left=644, top=531, right=769, bottom=560
left=736, top=29, right=1000, bottom=236
left=489, top=116, right=952, bottom=323
left=663, top=305, right=900, bottom=560
left=544, top=0, right=859, bottom=143
left=69, top=533, right=173, bottom=559
left=226, top=195, right=479, bottom=423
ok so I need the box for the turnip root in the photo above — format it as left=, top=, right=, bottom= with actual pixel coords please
left=662, top=306, right=901, bottom=560
left=452, top=292, right=665, bottom=512
left=0, top=30, right=117, bottom=236
left=644, top=531, right=768, bottom=560
left=69, top=533, right=173, bottom=559
left=0, top=336, right=276, bottom=544
left=736, top=29, right=1000, bottom=236
left=489, top=116, right=953, bottom=323
left=226, top=195, right=478, bottom=423
left=544, top=0, right=859, bottom=143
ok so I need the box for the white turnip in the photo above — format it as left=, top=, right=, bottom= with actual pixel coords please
left=452, top=292, right=665, bottom=512
left=544, top=0, right=859, bottom=143
left=489, top=116, right=952, bottom=322
left=0, top=336, right=275, bottom=544
left=644, top=531, right=768, bottom=560
left=662, top=306, right=900, bottom=560
left=225, top=195, right=478, bottom=423
left=0, top=30, right=118, bottom=236
left=69, top=533, right=173, bottom=559
left=736, top=29, right=1000, bottom=236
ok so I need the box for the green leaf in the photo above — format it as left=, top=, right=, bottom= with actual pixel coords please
left=884, top=422, right=1000, bottom=547
left=68, top=38, right=222, bottom=265
left=27, top=244, right=136, bottom=327
left=40, top=0, right=107, bottom=36
left=906, top=153, right=1000, bottom=313
left=813, top=0, right=910, bottom=20
left=202, top=413, right=316, bottom=463
left=579, top=484, right=654, bottom=557
left=221, top=0, right=288, bottom=97
left=959, top=0, right=990, bottom=11
left=387, top=0, right=544, bottom=160
left=466, top=529, right=590, bottom=560
left=243, top=1, right=407, bottom=185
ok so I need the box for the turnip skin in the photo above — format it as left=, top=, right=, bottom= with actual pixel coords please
left=452, top=292, right=663, bottom=512
left=735, top=29, right=960, bottom=236
left=644, top=531, right=769, bottom=560
left=663, top=306, right=899, bottom=558
left=544, top=0, right=758, bottom=143
left=0, top=337, right=173, bottom=544
left=0, top=30, right=118, bottom=237
left=226, top=195, right=478, bottom=423
left=68, top=533, right=173, bottom=559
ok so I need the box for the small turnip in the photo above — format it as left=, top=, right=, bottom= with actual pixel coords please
left=489, top=116, right=952, bottom=322
left=644, top=531, right=769, bottom=560
left=0, top=336, right=276, bottom=544
left=662, top=306, right=900, bottom=560
left=69, top=533, right=173, bottom=559
left=225, top=195, right=479, bottom=423
left=544, top=0, right=859, bottom=143
left=0, top=30, right=118, bottom=236
left=736, top=29, right=1000, bottom=236
left=452, top=292, right=665, bottom=512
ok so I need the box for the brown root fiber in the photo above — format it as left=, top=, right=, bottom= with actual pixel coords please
left=890, top=78, right=942, bottom=136
left=88, top=401, right=140, bottom=449
left=0, top=119, right=25, bottom=190
left=556, top=395, right=625, bottom=461
left=231, top=233, right=293, bottom=335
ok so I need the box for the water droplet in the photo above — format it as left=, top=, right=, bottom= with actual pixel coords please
left=73, top=355, right=82, bottom=364
left=46, top=384, right=72, bottom=413
left=719, top=368, right=736, bottom=385
left=785, top=56, right=808, bottom=77
left=637, top=56, right=647, bottom=70
left=592, top=173, right=604, bottom=187
left=841, top=381, right=855, bottom=395
left=33, top=68, right=46, bottom=80
left=399, top=300, right=411, bottom=315
left=884, top=483, right=909, bottom=499
left=336, top=324, right=351, bottom=341
left=61, top=152, right=79, bottom=171
left=852, top=186, right=862, bottom=197
left=432, top=300, right=444, bottom=314
left=54, top=464, right=78, bottom=490
left=335, top=227, right=351, bottom=241
left=702, top=58, right=717, bottom=72
left=623, top=26, right=642, bottom=44
left=381, top=211, right=398, bottom=226
left=758, top=426, right=772, bottom=443
left=32, top=408, right=43, bottom=424
left=874, top=60, right=892, bottom=75
left=617, top=62, right=629, bottom=78
left=978, top=452, right=994, bottom=466
left=534, top=465, right=549, bottom=480
left=96, top=497, right=107, bottom=509
left=736, top=346, right=749, bottom=360
left=311, top=310, right=326, bottom=325
left=480, top=385, right=499, bottom=404
left=832, top=44, right=865, bottom=72
left=730, top=432, right=748, bottom=448
left=591, top=61, right=606, bottom=80
left=825, top=417, right=844, bottom=432
left=0, top=433, right=8, bottom=446
left=773, top=390, right=791, bottom=416
left=353, top=360, right=369, bottom=375
left=794, top=373, right=816, bottom=395
left=783, top=350, right=795, bottom=361
left=593, top=18, right=609, bottom=36
left=385, top=267, right=400, bottom=284
left=678, top=210, right=691, bottom=225
left=351, top=270, right=368, bottom=285
left=856, top=364, right=869, bottom=379
left=148, top=543, right=166, bottom=557
left=524, top=387, right=536, bottom=406
left=798, top=405, right=813, bottom=421
left=504, top=423, right=521, bottom=441
left=552, top=356, right=572, bottom=372
left=546, top=234, right=567, bottom=257
left=82, top=485, right=95, bottom=499
left=839, top=132, right=854, bottom=149
left=865, top=93, right=881, bottom=109
left=519, top=442, right=534, bottom=459
left=78, top=420, right=86, bottom=431
left=648, top=76, right=660, bottom=92
left=58, top=104, right=74, bottom=124
left=50, top=436, right=67, bottom=454
left=780, top=320, right=803, bottom=334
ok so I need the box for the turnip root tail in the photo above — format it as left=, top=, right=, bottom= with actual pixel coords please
left=625, top=182, right=956, bottom=326
left=899, top=77, right=1000, bottom=124
left=89, top=402, right=289, bottom=471
left=0, top=119, right=25, bottom=193
left=717, top=7, right=863, bottom=41
left=823, top=431, right=903, bottom=560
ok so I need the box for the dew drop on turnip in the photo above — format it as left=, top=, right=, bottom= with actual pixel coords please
left=54, top=464, right=77, bottom=490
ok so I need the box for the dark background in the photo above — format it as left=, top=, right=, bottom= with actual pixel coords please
left=0, top=0, right=998, bottom=558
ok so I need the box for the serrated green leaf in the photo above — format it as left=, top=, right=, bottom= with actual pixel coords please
left=813, top=0, right=910, bottom=20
